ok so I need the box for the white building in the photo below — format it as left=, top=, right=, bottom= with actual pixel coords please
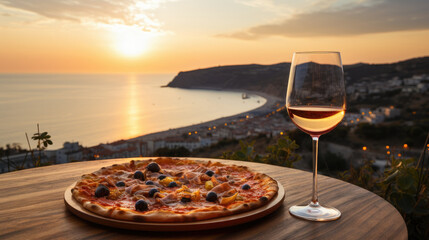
left=388, top=77, right=402, bottom=87
left=164, top=137, right=201, bottom=151
left=101, top=140, right=128, bottom=152
left=212, top=127, right=233, bottom=139
left=87, top=140, right=142, bottom=160
left=232, top=129, right=249, bottom=140
left=375, top=107, right=401, bottom=119
left=363, top=113, right=385, bottom=124
left=402, top=86, right=418, bottom=93
left=404, top=77, right=421, bottom=86
left=417, top=83, right=429, bottom=93
left=56, top=142, right=82, bottom=164
left=199, top=137, right=213, bottom=148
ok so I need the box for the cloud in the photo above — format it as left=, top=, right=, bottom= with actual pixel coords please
left=0, top=0, right=173, bottom=32
left=234, top=0, right=291, bottom=16
left=222, top=0, right=429, bottom=39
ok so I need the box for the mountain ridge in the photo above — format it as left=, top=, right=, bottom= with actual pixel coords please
left=167, top=56, right=429, bottom=99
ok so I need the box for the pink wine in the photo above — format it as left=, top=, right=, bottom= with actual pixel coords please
left=288, top=106, right=345, bottom=136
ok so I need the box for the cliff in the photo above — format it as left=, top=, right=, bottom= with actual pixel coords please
left=167, top=63, right=290, bottom=99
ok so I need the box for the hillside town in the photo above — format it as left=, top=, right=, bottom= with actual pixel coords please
left=346, top=74, right=429, bottom=100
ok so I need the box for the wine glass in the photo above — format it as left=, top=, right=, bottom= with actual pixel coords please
left=286, top=51, right=346, bottom=221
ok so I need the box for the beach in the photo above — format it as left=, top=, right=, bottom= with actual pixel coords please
left=131, top=90, right=284, bottom=142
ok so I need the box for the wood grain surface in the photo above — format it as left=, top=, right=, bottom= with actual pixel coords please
left=0, top=157, right=408, bottom=240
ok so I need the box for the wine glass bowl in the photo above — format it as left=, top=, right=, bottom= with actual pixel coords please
left=287, top=106, right=345, bottom=137
left=286, top=51, right=346, bottom=221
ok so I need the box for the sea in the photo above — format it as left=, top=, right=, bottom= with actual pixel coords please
left=0, top=74, right=266, bottom=150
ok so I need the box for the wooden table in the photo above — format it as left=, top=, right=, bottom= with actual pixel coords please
left=0, top=157, right=407, bottom=240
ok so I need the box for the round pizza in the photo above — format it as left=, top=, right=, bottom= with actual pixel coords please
left=71, top=157, right=279, bottom=222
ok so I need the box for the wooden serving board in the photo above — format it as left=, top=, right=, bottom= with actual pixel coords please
left=64, top=181, right=285, bottom=231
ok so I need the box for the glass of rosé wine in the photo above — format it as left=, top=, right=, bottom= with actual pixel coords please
left=286, top=51, right=346, bottom=221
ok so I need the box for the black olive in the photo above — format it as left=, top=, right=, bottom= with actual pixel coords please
left=158, top=174, right=167, bottom=180
left=168, top=182, right=178, bottom=188
left=206, top=191, right=218, bottom=202
left=147, top=162, right=161, bottom=172
left=242, top=184, right=251, bottom=190
left=134, top=171, right=145, bottom=181
left=148, top=188, right=159, bottom=197
left=205, top=170, right=214, bottom=177
left=115, top=181, right=125, bottom=187
left=145, top=180, right=154, bottom=185
left=181, top=197, right=191, bottom=203
left=95, top=184, right=110, bottom=198
left=135, top=199, right=148, bottom=211
left=260, top=196, right=268, bottom=202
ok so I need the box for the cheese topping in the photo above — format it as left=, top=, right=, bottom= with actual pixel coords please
left=74, top=158, right=271, bottom=214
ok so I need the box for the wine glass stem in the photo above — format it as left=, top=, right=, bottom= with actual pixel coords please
left=311, top=136, right=319, bottom=205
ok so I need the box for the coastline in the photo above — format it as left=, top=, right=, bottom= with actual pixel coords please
left=130, top=89, right=283, bottom=142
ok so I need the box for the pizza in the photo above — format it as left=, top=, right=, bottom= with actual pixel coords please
left=71, top=157, right=279, bottom=223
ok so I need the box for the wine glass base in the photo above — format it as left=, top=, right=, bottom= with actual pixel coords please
left=289, top=202, right=341, bottom=221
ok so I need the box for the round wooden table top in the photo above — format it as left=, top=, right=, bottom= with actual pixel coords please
left=0, top=157, right=407, bottom=240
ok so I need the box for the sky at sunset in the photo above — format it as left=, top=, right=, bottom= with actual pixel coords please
left=0, top=0, right=428, bottom=73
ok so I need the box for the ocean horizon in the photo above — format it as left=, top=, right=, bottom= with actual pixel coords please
left=0, top=74, right=266, bottom=150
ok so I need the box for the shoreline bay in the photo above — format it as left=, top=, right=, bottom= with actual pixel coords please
left=130, top=89, right=283, bottom=142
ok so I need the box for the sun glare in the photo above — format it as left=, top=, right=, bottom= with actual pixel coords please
left=112, top=26, right=150, bottom=57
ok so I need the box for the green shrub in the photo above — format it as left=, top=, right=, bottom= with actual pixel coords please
left=319, top=151, right=349, bottom=173
left=154, top=147, right=190, bottom=157
left=221, top=135, right=301, bottom=168
left=262, top=136, right=301, bottom=168
left=381, top=157, right=429, bottom=239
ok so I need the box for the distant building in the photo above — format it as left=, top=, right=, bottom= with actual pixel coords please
left=375, top=107, right=401, bottom=119
left=212, top=127, right=233, bottom=139
left=346, top=85, right=356, bottom=94
left=417, top=83, right=429, bottom=93
left=357, top=106, right=400, bottom=124
left=164, top=136, right=209, bottom=151
left=153, top=140, right=166, bottom=153
left=404, top=77, right=421, bottom=86
left=232, top=129, right=249, bottom=140
left=86, top=140, right=141, bottom=160
left=402, top=86, right=418, bottom=93
left=56, top=142, right=83, bottom=163
left=364, top=113, right=385, bottom=124
left=199, top=137, right=213, bottom=148
left=388, top=77, right=402, bottom=87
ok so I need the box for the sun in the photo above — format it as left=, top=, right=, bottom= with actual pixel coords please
left=117, top=37, right=146, bottom=57
left=112, top=26, right=150, bottom=57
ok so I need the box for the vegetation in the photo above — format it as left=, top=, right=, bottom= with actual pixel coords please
left=220, top=135, right=301, bottom=168
left=382, top=157, right=429, bottom=239
left=30, top=124, right=53, bottom=167
left=319, top=151, right=349, bottom=173
left=0, top=124, right=53, bottom=172
left=339, top=158, right=378, bottom=191
left=154, top=146, right=191, bottom=157
left=355, top=122, right=428, bottom=147
left=339, top=152, right=429, bottom=239
left=0, top=144, right=28, bottom=171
